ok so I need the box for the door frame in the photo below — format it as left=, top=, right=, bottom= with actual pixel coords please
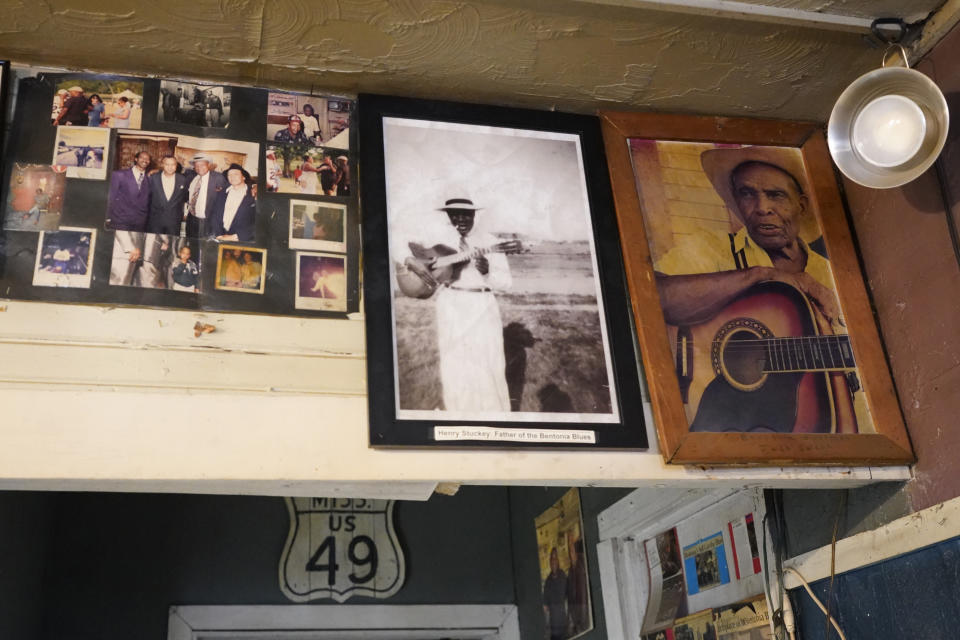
left=168, top=604, right=520, bottom=640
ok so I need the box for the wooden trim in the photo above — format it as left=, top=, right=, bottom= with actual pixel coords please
left=599, top=110, right=915, bottom=466
left=168, top=604, right=520, bottom=640
left=784, top=495, right=960, bottom=587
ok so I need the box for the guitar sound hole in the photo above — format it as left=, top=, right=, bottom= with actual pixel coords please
left=722, top=330, right=767, bottom=389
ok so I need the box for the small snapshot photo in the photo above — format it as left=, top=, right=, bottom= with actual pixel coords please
left=534, top=488, right=593, bottom=640
left=50, top=75, right=144, bottom=129
left=289, top=199, right=346, bottom=252
left=157, top=80, right=231, bottom=128
left=295, top=251, right=347, bottom=311
left=215, top=244, right=266, bottom=294
left=53, top=126, right=110, bottom=180
left=265, top=145, right=350, bottom=196
left=266, top=91, right=352, bottom=148
left=3, top=164, right=67, bottom=231
left=32, top=227, right=96, bottom=288
left=109, top=232, right=200, bottom=293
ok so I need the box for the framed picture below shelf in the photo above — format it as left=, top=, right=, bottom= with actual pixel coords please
left=599, top=111, right=913, bottom=465
left=360, top=94, right=647, bottom=449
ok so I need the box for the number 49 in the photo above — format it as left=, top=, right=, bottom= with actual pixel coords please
left=306, top=535, right=379, bottom=586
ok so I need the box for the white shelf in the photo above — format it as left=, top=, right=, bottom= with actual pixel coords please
left=0, top=300, right=911, bottom=499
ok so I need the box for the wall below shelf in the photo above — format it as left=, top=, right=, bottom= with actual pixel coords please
left=0, top=300, right=910, bottom=499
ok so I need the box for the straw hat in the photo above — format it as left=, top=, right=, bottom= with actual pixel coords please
left=700, top=146, right=810, bottom=223
left=437, top=197, right=481, bottom=213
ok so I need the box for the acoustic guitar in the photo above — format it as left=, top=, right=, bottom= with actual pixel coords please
left=396, top=239, right=525, bottom=299
left=673, top=281, right=856, bottom=433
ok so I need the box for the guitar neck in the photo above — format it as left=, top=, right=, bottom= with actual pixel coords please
left=434, top=244, right=511, bottom=268
left=758, top=334, right=855, bottom=372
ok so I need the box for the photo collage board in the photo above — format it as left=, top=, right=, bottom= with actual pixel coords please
left=0, top=71, right=358, bottom=316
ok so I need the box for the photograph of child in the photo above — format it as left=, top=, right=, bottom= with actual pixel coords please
left=53, top=126, right=110, bottom=180
left=266, top=91, right=352, bottom=148
left=171, top=244, right=201, bottom=293
left=51, top=75, right=144, bottom=129
left=32, top=227, right=96, bottom=288
left=215, top=245, right=266, bottom=294
left=157, top=81, right=231, bottom=128
left=109, top=231, right=200, bottom=293
left=289, top=200, right=346, bottom=252
left=295, top=251, right=346, bottom=311
left=264, top=145, right=348, bottom=196
left=3, top=164, right=67, bottom=231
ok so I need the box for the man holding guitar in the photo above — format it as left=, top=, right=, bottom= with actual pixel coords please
left=652, top=147, right=862, bottom=434
left=399, top=197, right=515, bottom=413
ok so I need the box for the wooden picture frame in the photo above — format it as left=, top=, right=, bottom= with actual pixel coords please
left=599, top=111, right=913, bottom=465
left=360, top=94, right=646, bottom=449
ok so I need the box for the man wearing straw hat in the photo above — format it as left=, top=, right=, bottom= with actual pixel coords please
left=402, top=197, right=513, bottom=413
left=654, top=145, right=859, bottom=433
left=656, top=146, right=841, bottom=332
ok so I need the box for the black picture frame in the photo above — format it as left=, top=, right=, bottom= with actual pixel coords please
left=360, top=93, right=647, bottom=449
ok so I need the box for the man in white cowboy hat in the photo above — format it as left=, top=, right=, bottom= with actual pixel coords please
left=402, top=197, right=513, bottom=413
left=654, top=145, right=860, bottom=434
left=185, top=152, right=228, bottom=238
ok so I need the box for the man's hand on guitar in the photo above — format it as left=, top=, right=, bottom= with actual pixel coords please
left=404, top=256, right=437, bottom=287
left=474, top=255, right=489, bottom=275
left=762, top=268, right=842, bottom=333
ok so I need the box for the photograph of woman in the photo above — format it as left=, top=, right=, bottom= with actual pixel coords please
left=87, top=94, right=105, bottom=127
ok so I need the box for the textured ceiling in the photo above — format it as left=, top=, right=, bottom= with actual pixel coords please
left=0, top=0, right=948, bottom=121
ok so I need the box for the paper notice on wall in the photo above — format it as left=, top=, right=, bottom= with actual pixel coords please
left=714, top=595, right=772, bottom=640
left=727, top=514, right=762, bottom=581
left=683, top=532, right=731, bottom=596
left=641, top=528, right=688, bottom=634
left=675, top=492, right=767, bottom=614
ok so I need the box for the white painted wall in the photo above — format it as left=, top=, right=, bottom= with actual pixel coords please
left=0, top=300, right=910, bottom=499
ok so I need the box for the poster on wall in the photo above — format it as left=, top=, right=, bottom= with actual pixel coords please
left=0, top=69, right=360, bottom=316
left=534, top=488, right=593, bottom=640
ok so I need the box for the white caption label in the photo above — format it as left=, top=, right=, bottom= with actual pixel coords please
left=433, top=426, right=596, bottom=444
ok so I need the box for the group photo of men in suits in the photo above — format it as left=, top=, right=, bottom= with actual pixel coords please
left=106, top=147, right=258, bottom=242
left=105, top=141, right=259, bottom=293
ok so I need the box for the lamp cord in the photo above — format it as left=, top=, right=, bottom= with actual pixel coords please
left=783, top=567, right=848, bottom=640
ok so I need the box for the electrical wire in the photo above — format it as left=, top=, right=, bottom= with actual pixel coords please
left=783, top=567, right=848, bottom=640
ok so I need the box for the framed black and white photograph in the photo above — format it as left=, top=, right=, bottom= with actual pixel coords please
left=360, top=94, right=646, bottom=448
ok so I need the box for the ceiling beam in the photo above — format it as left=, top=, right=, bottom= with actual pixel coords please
left=571, top=0, right=876, bottom=33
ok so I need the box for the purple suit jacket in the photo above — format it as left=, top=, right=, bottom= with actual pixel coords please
left=107, top=168, right=151, bottom=231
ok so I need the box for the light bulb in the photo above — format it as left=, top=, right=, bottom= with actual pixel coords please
left=852, top=94, right=926, bottom=168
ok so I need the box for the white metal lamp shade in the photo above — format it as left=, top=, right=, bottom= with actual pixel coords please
left=828, top=66, right=949, bottom=189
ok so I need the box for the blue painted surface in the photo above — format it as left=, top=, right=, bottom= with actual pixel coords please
left=791, top=535, right=960, bottom=639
